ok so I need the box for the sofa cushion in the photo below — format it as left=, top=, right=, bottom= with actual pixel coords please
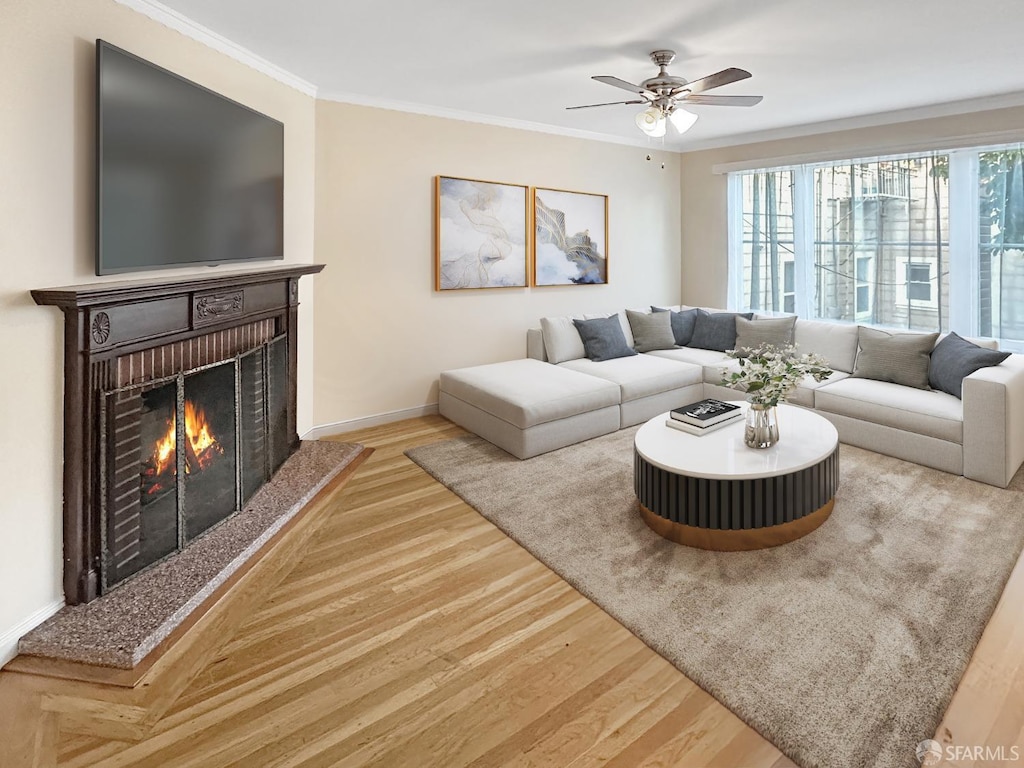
left=439, top=359, right=620, bottom=429
left=539, top=316, right=585, bottom=365
left=929, top=332, right=1010, bottom=398
left=559, top=354, right=702, bottom=403
left=852, top=327, right=939, bottom=389
left=733, top=315, right=797, bottom=356
left=646, top=347, right=733, bottom=385
left=793, top=319, right=860, bottom=373
left=688, top=310, right=754, bottom=352
left=573, top=316, right=637, bottom=362
left=786, top=370, right=849, bottom=408
left=814, top=377, right=963, bottom=443
left=647, top=347, right=731, bottom=366
left=651, top=306, right=698, bottom=346
left=626, top=309, right=676, bottom=352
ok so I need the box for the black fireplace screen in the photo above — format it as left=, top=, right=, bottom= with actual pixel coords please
left=101, top=336, right=289, bottom=591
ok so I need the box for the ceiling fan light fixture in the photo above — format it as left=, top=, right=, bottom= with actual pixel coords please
left=572, top=52, right=760, bottom=141
left=668, top=107, right=698, bottom=135
left=635, top=106, right=666, bottom=137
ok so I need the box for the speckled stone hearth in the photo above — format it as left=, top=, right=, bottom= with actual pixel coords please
left=18, top=440, right=364, bottom=669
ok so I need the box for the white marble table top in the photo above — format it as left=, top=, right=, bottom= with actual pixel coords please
left=634, top=403, right=839, bottom=481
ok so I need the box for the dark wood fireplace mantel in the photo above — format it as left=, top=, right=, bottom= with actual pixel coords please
left=33, top=263, right=324, bottom=604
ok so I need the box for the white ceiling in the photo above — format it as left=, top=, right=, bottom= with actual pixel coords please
left=147, top=0, right=1024, bottom=150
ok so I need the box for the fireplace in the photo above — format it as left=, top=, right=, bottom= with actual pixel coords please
left=33, top=265, right=323, bottom=603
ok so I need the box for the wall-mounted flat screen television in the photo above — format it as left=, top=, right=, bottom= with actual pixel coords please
left=96, top=40, right=284, bottom=275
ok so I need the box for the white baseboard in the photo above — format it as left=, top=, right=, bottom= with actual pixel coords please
left=0, top=599, right=65, bottom=669
left=302, top=403, right=440, bottom=440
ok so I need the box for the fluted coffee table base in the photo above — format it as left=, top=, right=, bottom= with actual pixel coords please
left=639, top=498, right=834, bottom=551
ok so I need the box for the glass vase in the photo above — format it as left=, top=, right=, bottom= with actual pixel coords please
left=744, top=403, right=779, bottom=449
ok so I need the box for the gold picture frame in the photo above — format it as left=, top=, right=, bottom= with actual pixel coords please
left=532, top=187, right=609, bottom=286
left=434, top=175, right=529, bottom=291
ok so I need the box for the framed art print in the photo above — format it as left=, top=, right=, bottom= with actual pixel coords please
left=532, top=187, right=608, bottom=286
left=435, top=176, right=528, bottom=290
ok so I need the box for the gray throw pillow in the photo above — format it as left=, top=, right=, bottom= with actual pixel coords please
left=733, top=316, right=797, bottom=357
left=651, top=306, right=698, bottom=346
left=928, top=332, right=1010, bottom=398
left=572, top=316, right=638, bottom=362
left=626, top=309, right=676, bottom=352
left=687, top=310, right=754, bottom=352
left=852, top=327, right=939, bottom=389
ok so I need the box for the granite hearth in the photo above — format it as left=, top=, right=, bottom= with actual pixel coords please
left=17, top=440, right=367, bottom=669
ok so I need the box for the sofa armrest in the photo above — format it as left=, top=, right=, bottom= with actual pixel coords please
left=962, top=354, right=1024, bottom=487
left=527, top=328, right=547, bottom=362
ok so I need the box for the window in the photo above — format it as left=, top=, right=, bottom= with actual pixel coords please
left=736, top=171, right=794, bottom=312
left=907, top=263, right=932, bottom=302
left=782, top=260, right=795, bottom=314
left=809, top=156, right=947, bottom=330
left=978, top=149, right=1024, bottom=342
left=855, top=256, right=873, bottom=318
left=729, top=143, right=1024, bottom=350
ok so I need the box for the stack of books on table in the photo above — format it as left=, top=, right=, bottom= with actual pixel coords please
left=665, top=398, right=743, bottom=436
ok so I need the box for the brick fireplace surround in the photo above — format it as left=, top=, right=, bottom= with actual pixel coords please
left=32, top=264, right=324, bottom=605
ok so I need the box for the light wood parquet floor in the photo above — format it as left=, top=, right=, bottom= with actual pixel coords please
left=9, top=415, right=1024, bottom=766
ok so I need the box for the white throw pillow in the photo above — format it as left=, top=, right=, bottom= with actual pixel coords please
left=540, top=316, right=586, bottom=364
left=794, top=319, right=860, bottom=373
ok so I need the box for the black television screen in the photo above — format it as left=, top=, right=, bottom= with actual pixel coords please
left=96, top=40, right=284, bottom=275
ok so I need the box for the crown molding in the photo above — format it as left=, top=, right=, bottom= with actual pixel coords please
left=113, top=1, right=1024, bottom=156
left=113, top=0, right=318, bottom=97
left=318, top=89, right=677, bottom=151
left=680, top=90, right=1024, bottom=153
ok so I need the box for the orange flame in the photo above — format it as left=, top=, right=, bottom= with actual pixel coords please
left=145, top=399, right=223, bottom=492
left=185, top=400, right=220, bottom=471
left=152, top=417, right=177, bottom=476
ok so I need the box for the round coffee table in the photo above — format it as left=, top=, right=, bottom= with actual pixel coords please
left=634, top=403, right=839, bottom=551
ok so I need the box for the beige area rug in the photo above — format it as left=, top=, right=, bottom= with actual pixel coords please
left=406, top=430, right=1024, bottom=768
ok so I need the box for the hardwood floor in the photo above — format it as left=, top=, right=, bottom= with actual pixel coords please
left=1, top=415, right=1021, bottom=766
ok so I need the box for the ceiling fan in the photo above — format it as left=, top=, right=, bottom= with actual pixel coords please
left=568, top=50, right=763, bottom=137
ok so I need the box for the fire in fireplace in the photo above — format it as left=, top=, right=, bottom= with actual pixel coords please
left=143, top=398, right=225, bottom=497
left=102, top=339, right=287, bottom=591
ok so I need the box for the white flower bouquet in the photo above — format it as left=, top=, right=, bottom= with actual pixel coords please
left=721, top=344, right=833, bottom=407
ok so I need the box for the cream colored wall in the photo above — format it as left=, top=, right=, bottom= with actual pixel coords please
left=313, top=102, right=682, bottom=427
left=0, top=0, right=315, bottom=659
left=680, top=105, right=1024, bottom=307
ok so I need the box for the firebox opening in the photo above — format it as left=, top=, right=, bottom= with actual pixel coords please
left=103, top=337, right=287, bottom=594
left=182, top=362, right=237, bottom=542
left=130, top=381, right=178, bottom=579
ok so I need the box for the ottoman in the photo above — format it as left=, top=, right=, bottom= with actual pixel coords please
left=438, top=359, right=620, bottom=459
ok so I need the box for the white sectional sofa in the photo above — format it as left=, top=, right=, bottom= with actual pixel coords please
left=438, top=307, right=1024, bottom=488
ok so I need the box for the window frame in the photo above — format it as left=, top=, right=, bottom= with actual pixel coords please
left=905, top=262, right=933, bottom=304
left=727, top=143, right=1024, bottom=352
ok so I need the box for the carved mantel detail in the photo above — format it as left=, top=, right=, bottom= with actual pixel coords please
left=90, top=312, right=111, bottom=344
left=196, top=291, right=242, bottom=316
left=194, top=291, right=244, bottom=326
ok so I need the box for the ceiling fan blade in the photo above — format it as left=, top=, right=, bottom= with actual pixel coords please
left=566, top=99, right=646, bottom=110
left=679, top=67, right=752, bottom=95
left=682, top=94, right=763, bottom=107
left=592, top=75, right=655, bottom=98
